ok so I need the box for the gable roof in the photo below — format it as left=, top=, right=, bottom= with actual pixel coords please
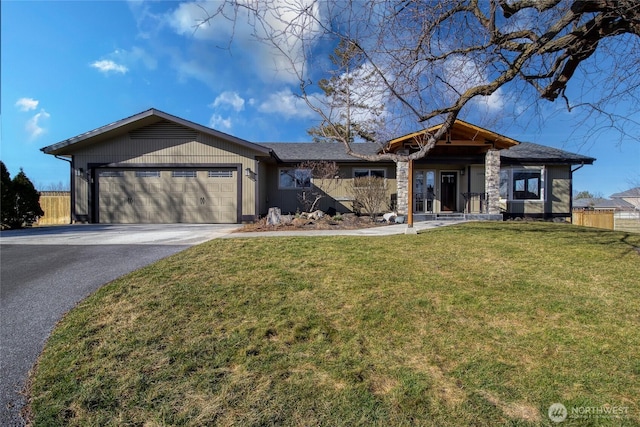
left=500, top=142, right=595, bottom=165
left=387, top=119, right=521, bottom=151
left=259, top=142, right=384, bottom=162
left=610, top=187, right=640, bottom=198
left=41, top=108, right=271, bottom=156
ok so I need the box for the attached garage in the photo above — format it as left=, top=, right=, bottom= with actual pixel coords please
left=41, top=109, right=272, bottom=224
left=97, top=168, right=239, bottom=223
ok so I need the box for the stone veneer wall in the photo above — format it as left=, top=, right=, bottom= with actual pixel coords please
left=484, top=149, right=501, bottom=215
left=396, top=160, right=409, bottom=215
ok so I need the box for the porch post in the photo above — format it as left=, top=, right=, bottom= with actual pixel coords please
left=484, top=149, right=501, bottom=216
left=396, top=160, right=409, bottom=217
left=407, top=159, right=414, bottom=228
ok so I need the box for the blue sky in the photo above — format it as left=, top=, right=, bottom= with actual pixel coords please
left=1, top=1, right=638, bottom=196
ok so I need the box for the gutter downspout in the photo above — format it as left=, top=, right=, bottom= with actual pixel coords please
left=54, top=155, right=74, bottom=224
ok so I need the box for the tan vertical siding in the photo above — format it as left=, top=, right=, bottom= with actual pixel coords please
left=265, top=163, right=396, bottom=214
left=71, top=126, right=264, bottom=221
left=546, top=165, right=571, bottom=214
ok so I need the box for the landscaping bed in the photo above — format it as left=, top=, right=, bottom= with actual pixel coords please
left=238, top=212, right=392, bottom=232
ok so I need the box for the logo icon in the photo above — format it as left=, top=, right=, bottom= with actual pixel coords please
left=549, top=403, right=568, bottom=423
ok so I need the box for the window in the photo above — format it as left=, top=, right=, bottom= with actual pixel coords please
left=135, top=170, right=161, bottom=178
left=354, top=169, right=385, bottom=179
left=500, top=168, right=545, bottom=201
left=499, top=170, right=510, bottom=199
left=353, top=168, right=387, bottom=189
left=513, top=171, right=542, bottom=200
left=279, top=168, right=311, bottom=189
left=208, top=170, right=233, bottom=178
left=172, top=170, right=197, bottom=178
left=99, top=170, right=124, bottom=177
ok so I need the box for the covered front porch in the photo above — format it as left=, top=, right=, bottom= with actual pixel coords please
left=409, top=165, right=503, bottom=221
left=389, top=120, right=517, bottom=222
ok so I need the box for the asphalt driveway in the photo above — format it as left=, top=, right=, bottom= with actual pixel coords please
left=0, top=224, right=237, bottom=426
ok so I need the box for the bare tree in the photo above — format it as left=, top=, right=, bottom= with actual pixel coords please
left=349, top=176, right=389, bottom=222
left=296, top=160, right=340, bottom=212
left=196, top=0, right=639, bottom=159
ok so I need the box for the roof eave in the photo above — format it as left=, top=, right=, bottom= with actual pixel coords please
left=501, top=157, right=595, bottom=165
left=41, top=108, right=271, bottom=156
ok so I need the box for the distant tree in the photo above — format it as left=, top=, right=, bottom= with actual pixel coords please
left=575, top=191, right=595, bottom=199
left=39, top=181, right=70, bottom=192
left=1, top=161, right=15, bottom=227
left=6, top=168, right=44, bottom=229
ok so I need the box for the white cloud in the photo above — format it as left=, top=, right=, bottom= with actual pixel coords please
left=90, top=59, right=129, bottom=74
left=444, top=55, right=504, bottom=111
left=115, top=47, right=158, bottom=70
left=258, top=88, right=315, bottom=119
left=15, top=97, right=39, bottom=112
left=211, top=91, right=245, bottom=112
left=209, top=114, right=232, bottom=130
left=25, top=109, right=50, bottom=140
left=165, top=0, right=322, bottom=84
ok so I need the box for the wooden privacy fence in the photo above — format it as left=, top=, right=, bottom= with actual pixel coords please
left=37, top=191, right=71, bottom=225
left=572, top=208, right=614, bottom=230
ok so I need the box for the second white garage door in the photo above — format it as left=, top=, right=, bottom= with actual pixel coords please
left=98, top=168, right=238, bottom=223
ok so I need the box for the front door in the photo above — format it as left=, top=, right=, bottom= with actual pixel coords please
left=441, top=172, right=457, bottom=212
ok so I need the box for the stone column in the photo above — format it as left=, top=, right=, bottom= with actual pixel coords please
left=396, top=160, right=409, bottom=215
left=484, top=149, right=501, bottom=215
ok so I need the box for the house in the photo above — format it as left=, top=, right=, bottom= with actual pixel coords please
left=572, top=197, right=635, bottom=211
left=610, top=187, right=640, bottom=210
left=41, top=108, right=595, bottom=224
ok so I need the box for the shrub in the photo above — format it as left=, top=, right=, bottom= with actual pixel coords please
left=349, top=176, right=388, bottom=222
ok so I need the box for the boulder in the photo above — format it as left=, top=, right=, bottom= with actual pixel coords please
left=382, top=212, right=397, bottom=223
left=307, top=210, right=325, bottom=220
left=267, top=207, right=282, bottom=225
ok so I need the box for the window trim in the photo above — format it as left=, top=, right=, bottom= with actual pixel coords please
left=278, top=167, right=312, bottom=190
left=499, top=167, right=545, bottom=201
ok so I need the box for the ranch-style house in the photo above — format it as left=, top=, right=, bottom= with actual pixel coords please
left=41, top=109, right=595, bottom=224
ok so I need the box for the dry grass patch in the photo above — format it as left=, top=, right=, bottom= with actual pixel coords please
left=28, top=222, right=640, bottom=426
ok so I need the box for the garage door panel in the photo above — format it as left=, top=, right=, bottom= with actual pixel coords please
left=99, top=168, right=237, bottom=224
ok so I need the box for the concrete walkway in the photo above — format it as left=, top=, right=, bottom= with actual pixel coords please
left=224, top=220, right=467, bottom=238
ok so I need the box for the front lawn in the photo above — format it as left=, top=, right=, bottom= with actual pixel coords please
left=29, top=223, right=640, bottom=426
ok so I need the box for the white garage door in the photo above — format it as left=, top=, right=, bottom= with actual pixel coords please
left=98, top=168, right=237, bottom=223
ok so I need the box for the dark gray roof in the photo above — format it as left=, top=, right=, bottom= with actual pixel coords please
left=259, top=142, right=384, bottom=162
left=500, top=142, right=595, bottom=164
left=610, top=187, right=640, bottom=198
left=262, top=141, right=596, bottom=165
left=501, top=142, right=596, bottom=164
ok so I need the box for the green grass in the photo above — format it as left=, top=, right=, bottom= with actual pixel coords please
left=29, top=222, right=640, bottom=426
